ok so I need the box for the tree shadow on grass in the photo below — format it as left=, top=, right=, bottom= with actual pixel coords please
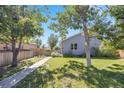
left=13, top=67, right=56, bottom=88
left=15, top=60, right=124, bottom=88
left=107, top=64, right=124, bottom=71
left=66, top=60, right=124, bottom=87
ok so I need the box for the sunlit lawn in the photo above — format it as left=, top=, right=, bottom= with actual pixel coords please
left=0, top=56, right=43, bottom=81
left=14, top=57, right=124, bottom=88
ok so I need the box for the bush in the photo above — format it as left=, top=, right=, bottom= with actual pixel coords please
left=94, top=47, right=118, bottom=58
left=51, top=52, right=63, bottom=57
left=63, top=54, right=86, bottom=58
left=94, top=47, right=103, bottom=57
left=101, top=48, right=118, bottom=57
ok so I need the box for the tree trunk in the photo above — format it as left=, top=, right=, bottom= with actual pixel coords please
left=11, top=39, right=18, bottom=67
left=10, top=24, right=23, bottom=67
left=11, top=35, right=22, bottom=67
left=75, top=5, right=91, bottom=67
left=12, top=49, right=18, bottom=67
left=83, top=21, right=91, bottom=67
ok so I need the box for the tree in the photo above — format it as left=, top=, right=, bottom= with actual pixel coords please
left=49, top=22, right=67, bottom=41
left=75, top=6, right=91, bottom=66
left=48, top=34, right=58, bottom=50
left=49, top=22, right=68, bottom=54
left=42, top=44, right=45, bottom=48
left=0, top=6, right=47, bottom=67
left=109, top=6, right=124, bottom=49
left=35, top=37, right=42, bottom=48
left=49, top=5, right=108, bottom=67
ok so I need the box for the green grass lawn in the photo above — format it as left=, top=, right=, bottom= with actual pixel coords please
left=0, top=56, right=43, bottom=81
left=14, top=57, right=124, bottom=88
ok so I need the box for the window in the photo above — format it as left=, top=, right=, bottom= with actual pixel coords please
left=74, top=43, right=77, bottom=50
left=71, top=43, right=73, bottom=50
left=71, top=43, right=77, bottom=50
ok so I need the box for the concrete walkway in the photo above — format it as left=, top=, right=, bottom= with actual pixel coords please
left=0, top=57, right=52, bottom=88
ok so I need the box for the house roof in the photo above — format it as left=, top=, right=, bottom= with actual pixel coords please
left=62, top=32, right=97, bottom=43
left=62, top=32, right=82, bottom=43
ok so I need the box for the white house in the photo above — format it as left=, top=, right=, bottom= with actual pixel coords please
left=62, top=33, right=101, bottom=56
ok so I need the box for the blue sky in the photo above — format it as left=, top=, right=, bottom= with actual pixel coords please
left=38, top=5, right=80, bottom=47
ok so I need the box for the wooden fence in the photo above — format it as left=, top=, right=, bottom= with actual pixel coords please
left=33, top=48, right=51, bottom=56
left=0, top=50, right=35, bottom=66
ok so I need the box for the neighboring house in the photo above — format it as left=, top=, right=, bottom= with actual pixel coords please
left=0, top=43, right=37, bottom=50
left=21, top=43, right=37, bottom=50
left=0, top=43, right=11, bottom=50
left=62, top=33, right=101, bottom=56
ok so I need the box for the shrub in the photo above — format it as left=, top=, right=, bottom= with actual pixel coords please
left=100, top=48, right=118, bottom=57
left=94, top=46, right=118, bottom=58
left=63, top=54, right=86, bottom=58
left=94, top=47, right=103, bottom=57
left=51, top=52, right=63, bottom=57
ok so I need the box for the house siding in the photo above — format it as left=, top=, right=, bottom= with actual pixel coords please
left=62, top=33, right=101, bottom=56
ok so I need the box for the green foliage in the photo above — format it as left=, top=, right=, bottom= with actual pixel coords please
left=109, top=6, right=124, bottom=49
left=63, top=54, right=86, bottom=58
left=48, top=34, right=58, bottom=50
left=100, top=41, right=118, bottom=57
left=94, top=41, right=119, bottom=58
left=49, top=22, right=68, bottom=41
left=0, top=5, right=47, bottom=66
left=93, top=47, right=103, bottom=57
left=0, top=5, right=47, bottom=44
left=110, top=5, right=124, bottom=27
left=54, top=5, right=108, bottom=32
left=35, top=38, right=42, bottom=48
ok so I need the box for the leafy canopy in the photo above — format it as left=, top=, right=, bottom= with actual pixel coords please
left=0, top=5, right=47, bottom=44
left=49, top=6, right=111, bottom=38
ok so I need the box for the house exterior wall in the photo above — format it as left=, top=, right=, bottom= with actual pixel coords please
left=62, top=33, right=101, bottom=56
